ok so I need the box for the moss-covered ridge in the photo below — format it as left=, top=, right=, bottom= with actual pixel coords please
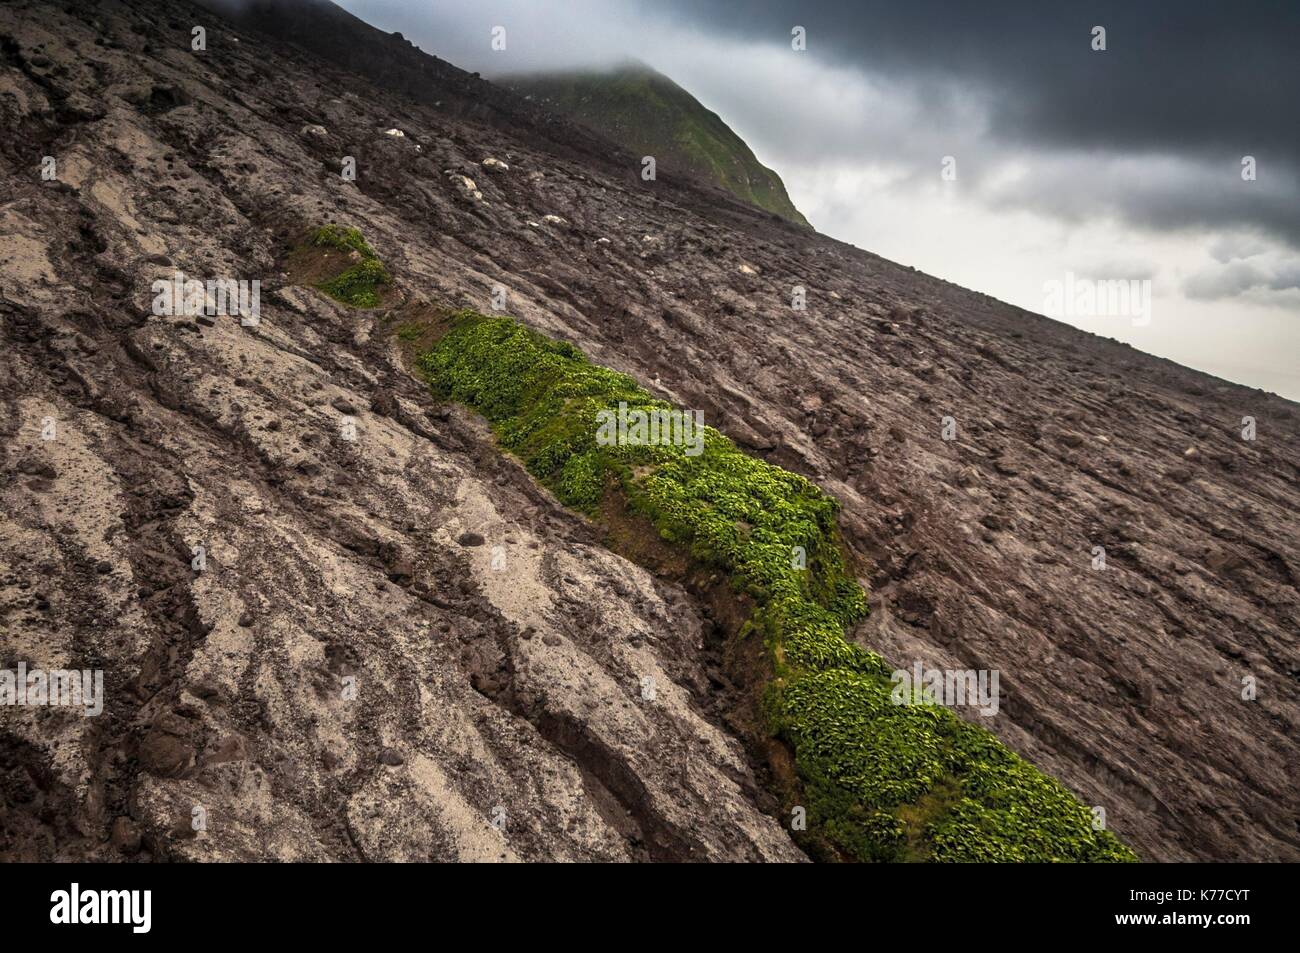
left=307, top=224, right=390, bottom=307
left=504, top=65, right=811, bottom=228
left=417, top=310, right=1136, bottom=863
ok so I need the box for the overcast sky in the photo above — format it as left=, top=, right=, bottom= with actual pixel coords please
left=339, top=0, right=1300, bottom=399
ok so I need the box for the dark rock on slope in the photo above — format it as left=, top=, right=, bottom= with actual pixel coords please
left=1, top=0, right=1297, bottom=862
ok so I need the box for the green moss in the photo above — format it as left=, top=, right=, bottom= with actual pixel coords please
left=309, top=224, right=378, bottom=259
left=416, top=310, right=1137, bottom=863
left=318, top=258, right=390, bottom=308
left=307, top=225, right=390, bottom=307
left=771, top=669, right=1134, bottom=862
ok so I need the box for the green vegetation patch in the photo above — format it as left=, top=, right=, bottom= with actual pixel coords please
left=307, top=225, right=390, bottom=307
left=416, top=309, right=1136, bottom=863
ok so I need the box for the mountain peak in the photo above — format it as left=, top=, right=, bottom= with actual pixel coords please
left=502, top=65, right=811, bottom=228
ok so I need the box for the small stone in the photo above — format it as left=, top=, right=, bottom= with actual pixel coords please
left=457, top=532, right=485, bottom=547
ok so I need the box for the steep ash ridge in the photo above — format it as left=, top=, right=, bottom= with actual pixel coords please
left=0, top=0, right=1297, bottom=862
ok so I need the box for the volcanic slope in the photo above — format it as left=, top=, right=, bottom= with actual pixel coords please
left=0, top=0, right=1297, bottom=862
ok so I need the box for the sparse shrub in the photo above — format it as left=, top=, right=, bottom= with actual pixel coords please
left=318, top=258, right=390, bottom=307
left=306, top=225, right=390, bottom=306
left=309, top=224, right=378, bottom=259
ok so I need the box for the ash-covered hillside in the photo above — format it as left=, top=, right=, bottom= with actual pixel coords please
left=1, top=0, right=1297, bottom=862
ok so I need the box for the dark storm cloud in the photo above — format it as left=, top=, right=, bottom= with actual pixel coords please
left=659, top=0, right=1299, bottom=162
left=648, top=0, right=1300, bottom=245
left=1184, top=258, right=1300, bottom=300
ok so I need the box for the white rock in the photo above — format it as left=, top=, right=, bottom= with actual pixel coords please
left=301, top=124, right=328, bottom=137
left=482, top=157, right=509, bottom=173
left=739, top=263, right=760, bottom=275
left=541, top=214, right=568, bottom=227
left=383, top=128, right=405, bottom=137
left=446, top=173, right=482, bottom=201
